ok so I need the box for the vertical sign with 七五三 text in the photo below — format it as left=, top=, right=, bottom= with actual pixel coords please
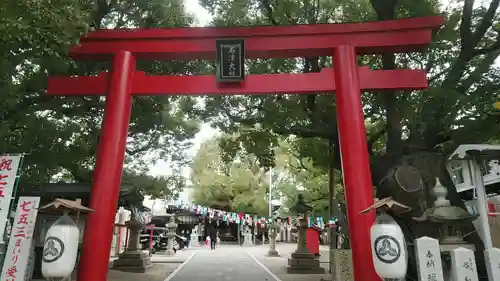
left=216, top=39, right=245, bottom=82
left=1, top=196, right=40, bottom=281
left=0, top=155, right=23, bottom=242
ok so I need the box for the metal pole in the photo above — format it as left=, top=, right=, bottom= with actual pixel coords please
left=10, top=154, right=25, bottom=203
left=269, top=168, right=272, bottom=218
left=328, top=139, right=336, bottom=274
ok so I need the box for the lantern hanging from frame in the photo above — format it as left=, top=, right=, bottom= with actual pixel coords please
left=360, top=197, right=411, bottom=280
left=38, top=198, right=94, bottom=281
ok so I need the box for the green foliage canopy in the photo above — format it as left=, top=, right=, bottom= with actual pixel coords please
left=198, top=0, right=500, bottom=178
left=190, top=136, right=343, bottom=217
left=0, top=0, right=204, bottom=199
left=190, top=136, right=270, bottom=215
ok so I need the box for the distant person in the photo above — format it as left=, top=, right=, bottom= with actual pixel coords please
left=209, top=222, right=218, bottom=250
left=184, top=230, right=190, bottom=248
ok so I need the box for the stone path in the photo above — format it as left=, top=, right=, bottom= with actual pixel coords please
left=166, top=245, right=279, bottom=281
left=103, top=243, right=333, bottom=281
left=247, top=243, right=331, bottom=281
left=107, top=263, right=180, bottom=281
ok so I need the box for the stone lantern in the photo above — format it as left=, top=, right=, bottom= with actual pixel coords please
left=268, top=217, right=280, bottom=256
left=294, top=194, right=312, bottom=254
left=165, top=214, right=178, bottom=256
left=286, top=194, right=324, bottom=273
left=113, top=217, right=151, bottom=272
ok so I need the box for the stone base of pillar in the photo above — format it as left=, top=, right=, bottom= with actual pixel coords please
left=113, top=251, right=152, bottom=273
left=243, top=233, right=254, bottom=246
left=165, top=249, right=176, bottom=256
left=267, top=249, right=280, bottom=257
left=286, top=251, right=325, bottom=274
left=331, top=249, right=354, bottom=281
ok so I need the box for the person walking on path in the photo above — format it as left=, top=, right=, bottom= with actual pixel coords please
left=208, top=221, right=218, bottom=250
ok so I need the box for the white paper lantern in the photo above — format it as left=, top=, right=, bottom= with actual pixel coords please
left=42, top=213, right=80, bottom=280
left=370, top=214, right=407, bottom=279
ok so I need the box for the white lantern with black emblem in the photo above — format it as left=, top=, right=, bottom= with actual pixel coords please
left=370, top=213, right=408, bottom=279
left=42, top=213, right=80, bottom=280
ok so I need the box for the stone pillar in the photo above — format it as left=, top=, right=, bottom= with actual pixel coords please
left=165, top=216, right=177, bottom=256
left=126, top=218, right=142, bottom=251
left=268, top=220, right=279, bottom=257
left=118, top=211, right=128, bottom=254
left=166, top=236, right=174, bottom=254
left=286, top=214, right=325, bottom=274
left=190, top=225, right=199, bottom=248
left=295, top=216, right=309, bottom=254
left=243, top=226, right=254, bottom=246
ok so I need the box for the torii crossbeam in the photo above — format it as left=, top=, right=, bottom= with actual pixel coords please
left=47, top=16, right=443, bottom=281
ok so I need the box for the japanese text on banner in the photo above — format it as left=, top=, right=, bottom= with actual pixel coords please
left=0, top=157, right=17, bottom=199
left=1, top=196, right=40, bottom=281
left=0, top=155, right=22, bottom=252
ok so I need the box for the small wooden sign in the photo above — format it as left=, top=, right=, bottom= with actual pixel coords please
left=216, top=39, right=245, bottom=82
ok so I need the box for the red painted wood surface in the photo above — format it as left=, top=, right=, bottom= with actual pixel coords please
left=47, top=67, right=427, bottom=96
left=69, top=16, right=444, bottom=60
left=46, top=15, right=444, bottom=281
left=306, top=227, right=321, bottom=255
left=334, top=46, right=377, bottom=281
left=81, top=16, right=442, bottom=40
left=489, top=202, right=497, bottom=217
left=76, top=51, right=135, bottom=281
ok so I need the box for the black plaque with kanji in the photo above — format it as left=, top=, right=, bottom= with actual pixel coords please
left=216, top=39, right=245, bottom=82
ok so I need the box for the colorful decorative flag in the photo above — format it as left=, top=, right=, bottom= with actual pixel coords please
left=170, top=199, right=277, bottom=223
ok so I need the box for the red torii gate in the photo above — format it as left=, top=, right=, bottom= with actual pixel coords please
left=47, top=16, right=443, bottom=281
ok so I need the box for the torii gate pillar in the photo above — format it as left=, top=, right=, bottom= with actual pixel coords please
left=333, top=46, right=375, bottom=279
left=46, top=16, right=443, bottom=281
left=76, top=50, right=135, bottom=280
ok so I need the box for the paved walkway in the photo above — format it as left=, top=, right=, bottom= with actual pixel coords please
left=248, top=243, right=331, bottom=281
left=105, top=243, right=332, bottom=281
left=166, top=245, right=280, bottom=281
